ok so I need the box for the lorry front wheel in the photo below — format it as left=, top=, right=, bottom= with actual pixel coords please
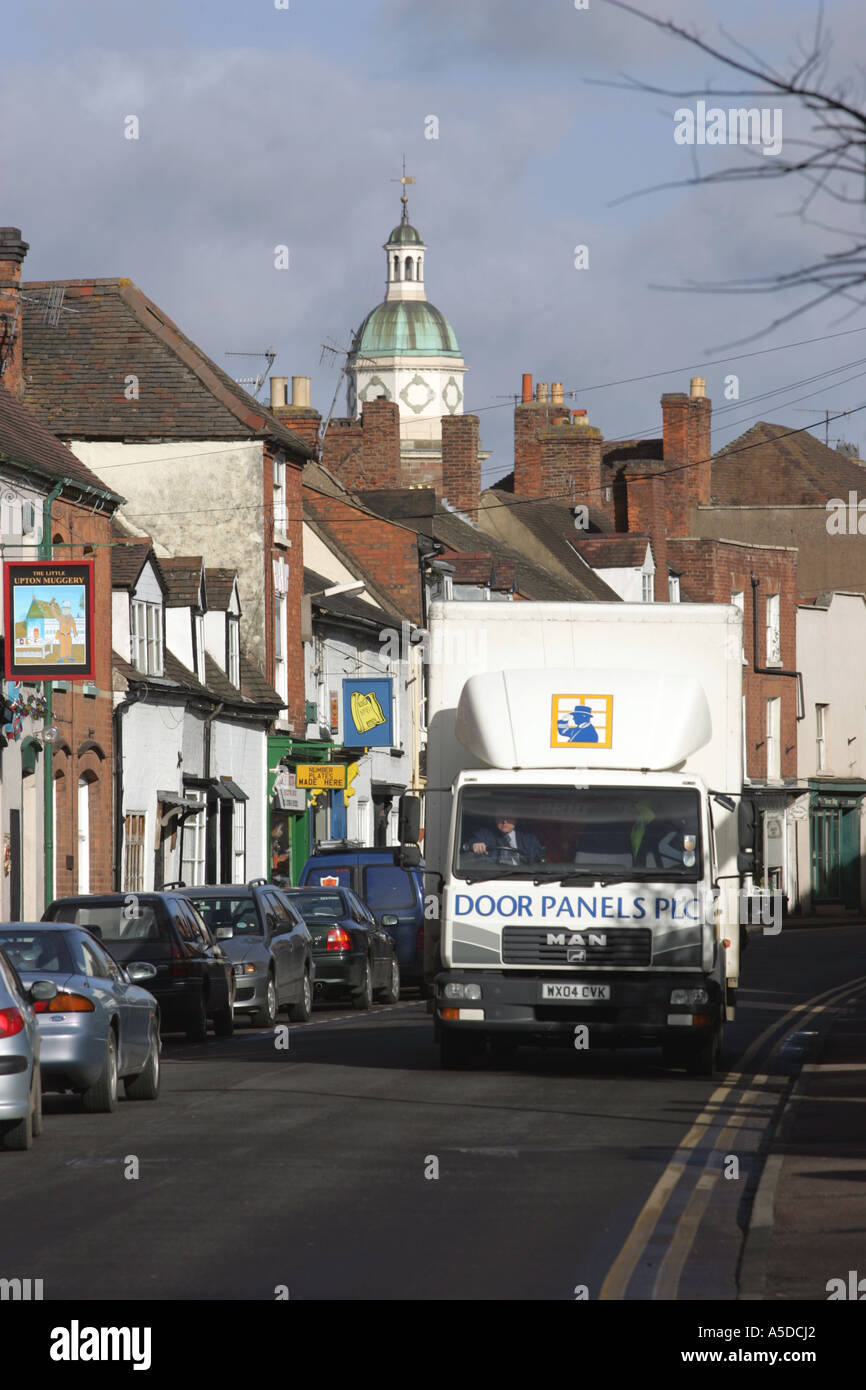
left=440, top=1029, right=481, bottom=1070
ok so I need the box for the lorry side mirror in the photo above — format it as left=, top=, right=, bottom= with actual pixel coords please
left=399, top=794, right=421, bottom=846
left=738, top=796, right=759, bottom=874
left=399, top=844, right=421, bottom=868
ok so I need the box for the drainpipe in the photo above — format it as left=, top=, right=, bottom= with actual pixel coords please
left=113, top=687, right=143, bottom=890
left=41, top=481, right=64, bottom=909
left=750, top=574, right=804, bottom=720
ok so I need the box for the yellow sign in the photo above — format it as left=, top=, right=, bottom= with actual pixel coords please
left=344, top=762, right=360, bottom=803
left=296, top=764, right=346, bottom=790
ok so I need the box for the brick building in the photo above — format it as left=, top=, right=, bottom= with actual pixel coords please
left=0, top=228, right=121, bottom=911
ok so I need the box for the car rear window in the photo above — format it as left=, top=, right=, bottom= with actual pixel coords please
left=303, top=866, right=351, bottom=889
left=287, top=891, right=346, bottom=921
left=46, top=903, right=167, bottom=943
left=0, top=929, right=75, bottom=974
left=363, top=866, right=415, bottom=911
left=189, top=896, right=262, bottom=936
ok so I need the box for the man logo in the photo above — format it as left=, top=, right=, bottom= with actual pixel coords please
left=546, top=932, right=607, bottom=947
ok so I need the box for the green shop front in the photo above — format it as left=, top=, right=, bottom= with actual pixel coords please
left=267, top=735, right=359, bottom=884
left=808, top=781, right=866, bottom=910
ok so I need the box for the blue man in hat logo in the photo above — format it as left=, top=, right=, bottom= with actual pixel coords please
left=558, top=702, right=599, bottom=744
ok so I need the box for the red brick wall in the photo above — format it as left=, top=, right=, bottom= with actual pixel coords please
left=514, top=401, right=569, bottom=497
left=303, top=490, right=423, bottom=626
left=272, top=404, right=321, bottom=454
left=625, top=471, right=669, bottom=600
left=49, top=498, right=115, bottom=897
left=667, top=538, right=798, bottom=780
left=663, top=390, right=712, bottom=534
left=321, top=399, right=402, bottom=491
left=687, top=395, right=712, bottom=506
left=442, top=414, right=480, bottom=519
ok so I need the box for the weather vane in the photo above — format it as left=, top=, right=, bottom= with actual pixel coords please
left=391, top=156, right=415, bottom=216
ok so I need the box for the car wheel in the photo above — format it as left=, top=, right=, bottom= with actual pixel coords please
left=82, top=1031, right=118, bottom=1114
left=352, top=958, right=373, bottom=1011
left=185, top=991, right=208, bottom=1043
left=124, top=1026, right=161, bottom=1101
left=288, top=969, right=313, bottom=1023
left=378, top=956, right=400, bottom=1005
left=211, top=994, right=235, bottom=1038
left=250, top=973, right=278, bottom=1029
left=439, top=1029, right=480, bottom=1071
left=31, top=1063, right=43, bottom=1136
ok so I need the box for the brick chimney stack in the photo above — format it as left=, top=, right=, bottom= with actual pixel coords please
left=661, top=379, right=712, bottom=534
left=623, top=466, right=669, bottom=601
left=514, top=372, right=570, bottom=497
left=269, top=374, right=322, bottom=454
left=442, top=414, right=481, bottom=520
left=0, top=228, right=29, bottom=399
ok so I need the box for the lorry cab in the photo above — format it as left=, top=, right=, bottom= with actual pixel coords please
left=297, top=844, right=425, bottom=989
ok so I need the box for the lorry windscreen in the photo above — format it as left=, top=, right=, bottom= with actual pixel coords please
left=454, top=786, right=702, bottom=882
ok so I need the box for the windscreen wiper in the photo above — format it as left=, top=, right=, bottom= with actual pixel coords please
left=460, top=867, right=541, bottom=883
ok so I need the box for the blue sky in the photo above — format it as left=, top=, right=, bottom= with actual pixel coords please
left=4, top=0, right=865, bottom=482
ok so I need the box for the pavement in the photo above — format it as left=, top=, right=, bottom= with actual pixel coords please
left=739, top=971, right=866, bottom=1300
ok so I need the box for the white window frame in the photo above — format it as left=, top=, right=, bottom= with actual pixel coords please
left=816, top=703, right=828, bottom=773
left=233, top=801, right=246, bottom=883
left=273, top=456, right=288, bottom=537
left=766, top=593, right=781, bottom=666
left=181, top=799, right=206, bottom=887
left=642, top=570, right=654, bottom=603
left=766, top=696, right=781, bottom=781
left=227, top=617, right=240, bottom=687
left=131, top=599, right=163, bottom=676
left=668, top=575, right=680, bottom=602
left=123, top=812, right=147, bottom=893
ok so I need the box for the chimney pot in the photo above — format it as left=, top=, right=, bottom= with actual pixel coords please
left=690, top=377, right=706, bottom=399
left=551, top=382, right=564, bottom=404
left=521, top=373, right=533, bottom=404
left=536, top=382, right=549, bottom=403
left=269, top=376, right=288, bottom=409
left=292, top=375, right=311, bottom=408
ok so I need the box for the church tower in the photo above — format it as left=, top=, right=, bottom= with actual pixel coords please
left=347, top=182, right=469, bottom=474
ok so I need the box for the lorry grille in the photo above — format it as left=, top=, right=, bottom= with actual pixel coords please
left=501, top=927, right=652, bottom=966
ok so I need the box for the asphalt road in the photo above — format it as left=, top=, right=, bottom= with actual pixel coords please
left=3, top=924, right=865, bottom=1302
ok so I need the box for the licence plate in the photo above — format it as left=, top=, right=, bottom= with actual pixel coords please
left=541, top=983, right=611, bottom=1001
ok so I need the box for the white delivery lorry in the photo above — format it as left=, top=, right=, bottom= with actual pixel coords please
left=418, top=600, right=753, bottom=1074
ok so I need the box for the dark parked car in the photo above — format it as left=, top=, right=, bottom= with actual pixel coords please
left=295, top=845, right=425, bottom=990
left=179, top=881, right=314, bottom=1027
left=285, top=886, right=400, bottom=1009
left=43, top=892, right=234, bottom=1042
left=0, top=923, right=160, bottom=1110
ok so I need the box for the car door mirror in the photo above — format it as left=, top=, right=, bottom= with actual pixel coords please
left=380, top=914, right=399, bottom=928
left=126, top=961, right=158, bottom=983
left=29, top=978, right=58, bottom=1002
left=215, top=926, right=234, bottom=940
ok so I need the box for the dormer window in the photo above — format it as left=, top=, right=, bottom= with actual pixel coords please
left=131, top=599, right=163, bottom=676
left=227, top=616, right=240, bottom=687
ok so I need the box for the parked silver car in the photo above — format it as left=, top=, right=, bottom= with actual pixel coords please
left=180, top=882, right=314, bottom=1028
left=0, top=947, right=56, bottom=1151
left=0, top=925, right=161, bottom=1112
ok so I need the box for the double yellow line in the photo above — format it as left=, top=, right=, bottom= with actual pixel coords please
left=599, top=975, right=866, bottom=1300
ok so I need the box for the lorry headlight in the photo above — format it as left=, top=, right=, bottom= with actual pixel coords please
left=670, top=988, right=709, bottom=1007
left=443, top=982, right=482, bottom=1001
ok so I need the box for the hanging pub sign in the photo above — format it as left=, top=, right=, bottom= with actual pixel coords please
left=3, top=561, right=95, bottom=680
left=342, top=677, right=394, bottom=748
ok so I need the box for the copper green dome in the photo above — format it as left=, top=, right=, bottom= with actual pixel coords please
left=353, top=300, right=461, bottom=357
left=388, top=221, right=423, bottom=246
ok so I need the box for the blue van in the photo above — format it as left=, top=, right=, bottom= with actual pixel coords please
left=295, top=844, right=426, bottom=990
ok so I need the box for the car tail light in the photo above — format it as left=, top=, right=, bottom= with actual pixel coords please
left=171, top=935, right=189, bottom=978
left=326, top=927, right=353, bottom=952
left=33, top=993, right=96, bottom=1014
left=0, top=1007, right=25, bottom=1037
